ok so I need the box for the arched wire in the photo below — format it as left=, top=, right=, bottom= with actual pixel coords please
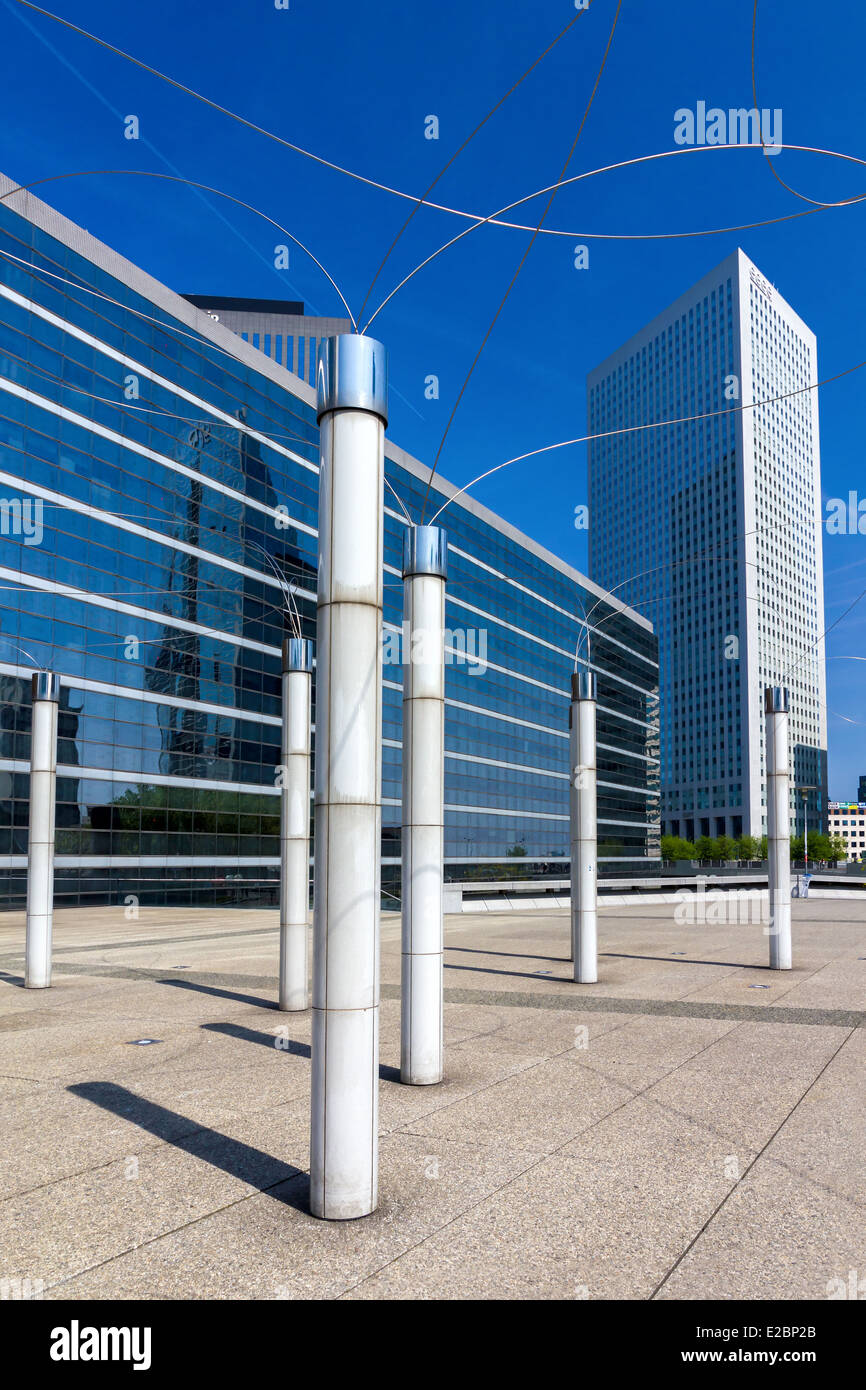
left=567, top=565, right=866, bottom=798
left=6, top=238, right=863, bottom=688
left=573, top=557, right=702, bottom=674
left=0, top=242, right=324, bottom=396
left=428, top=353, right=866, bottom=530
left=573, top=543, right=782, bottom=672
left=0, top=341, right=321, bottom=452
left=417, top=0, right=624, bottom=520
left=383, top=477, right=414, bottom=525
left=0, top=638, right=43, bottom=668
left=782, top=577, right=866, bottom=686
left=569, top=547, right=789, bottom=677
left=2, top=479, right=319, bottom=641
left=9, top=0, right=513, bottom=220
left=17, top=3, right=866, bottom=241
left=572, top=597, right=592, bottom=675
left=0, top=170, right=357, bottom=330
left=0, top=274, right=416, bottom=526
left=751, top=0, right=864, bottom=211
left=362, top=141, right=866, bottom=333
left=243, top=538, right=304, bottom=640
left=823, top=660, right=866, bottom=729
left=5, top=146, right=866, bottom=357
left=8, top=0, right=618, bottom=237
left=356, top=0, right=591, bottom=325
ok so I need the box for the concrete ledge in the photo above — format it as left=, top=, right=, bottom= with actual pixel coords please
left=456, top=884, right=866, bottom=913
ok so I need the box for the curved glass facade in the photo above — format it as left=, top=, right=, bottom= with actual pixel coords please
left=0, top=175, right=659, bottom=908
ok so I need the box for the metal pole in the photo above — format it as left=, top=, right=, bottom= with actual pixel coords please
left=25, top=671, right=59, bottom=989
left=803, top=794, right=809, bottom=872
left=310, top=334, right=387, bottom=1220
left=279, top=636, right=313, bottom=1013
left=765, top=686, right=792, bottom=970
left=570, top=671, right=598, bottom=983
left=401, top=524, right=447, bottom=1086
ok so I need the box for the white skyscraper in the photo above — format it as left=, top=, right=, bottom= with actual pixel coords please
left=588, top=248, right=826, bottom=842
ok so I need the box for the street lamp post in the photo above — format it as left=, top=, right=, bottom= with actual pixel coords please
left=798, top=784, right=817, bottom=898
left=798, top=786, right=817, bottom=870
left=800, top=787, right=809, bottom=873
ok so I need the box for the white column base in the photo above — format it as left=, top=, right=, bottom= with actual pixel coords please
left=310, top=1005, right=379, bottom=1220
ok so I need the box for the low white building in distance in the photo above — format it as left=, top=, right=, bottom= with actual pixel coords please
left=828, top=803, right=866, bottom=861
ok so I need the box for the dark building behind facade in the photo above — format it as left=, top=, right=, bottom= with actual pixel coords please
left=183, top=294, right=351, bottom=388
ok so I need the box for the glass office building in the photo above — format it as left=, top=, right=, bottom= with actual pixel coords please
left=588, top=248, right=827, bottom=842
left=0, top=172, right=659, bottom=909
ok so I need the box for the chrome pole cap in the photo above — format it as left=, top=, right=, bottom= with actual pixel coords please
left=764, top=686, right=790, bottom=714
left=283, top=637, right=314, bottom=673
left=31, top=671, right=60, bottom=702
left=571, top=671, right=597, bottom=702
left=402, top=524, right=448, bottom=580
left=316, top=334, right=388, bottom=426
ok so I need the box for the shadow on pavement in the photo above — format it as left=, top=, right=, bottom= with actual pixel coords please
left=159, top=978, right=277, bottom=1009
left=201, top=1021, right=310, bottom=1056
left=199, top=1020, right=402, bottom=1082
left=601, top=952, right=767, bottom=970
left=446, top=947, right=566, bottom=964
left=68, top=1080, right=309, bottom=1210
left=444, top=961, right=570, bottom=983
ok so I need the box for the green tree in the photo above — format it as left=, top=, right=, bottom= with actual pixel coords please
left=829, top=834, right=848, bottom=863
left=661, top=835, right=696, bottom=862
left=807, top=832, right=833, bottom=863
left=736, top=834, right=759, bottom=861
left=716, top=835, right=738, bottom=861
left=694, top=835, right=717, bottom=861
left=791, top=832, right=835, bottom=862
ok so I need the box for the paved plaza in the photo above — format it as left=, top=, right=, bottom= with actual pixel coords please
left=0, top=898, right=864, bottom=1300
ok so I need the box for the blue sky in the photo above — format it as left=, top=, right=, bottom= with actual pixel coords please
left=1, top=0, right=865, bottom=797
